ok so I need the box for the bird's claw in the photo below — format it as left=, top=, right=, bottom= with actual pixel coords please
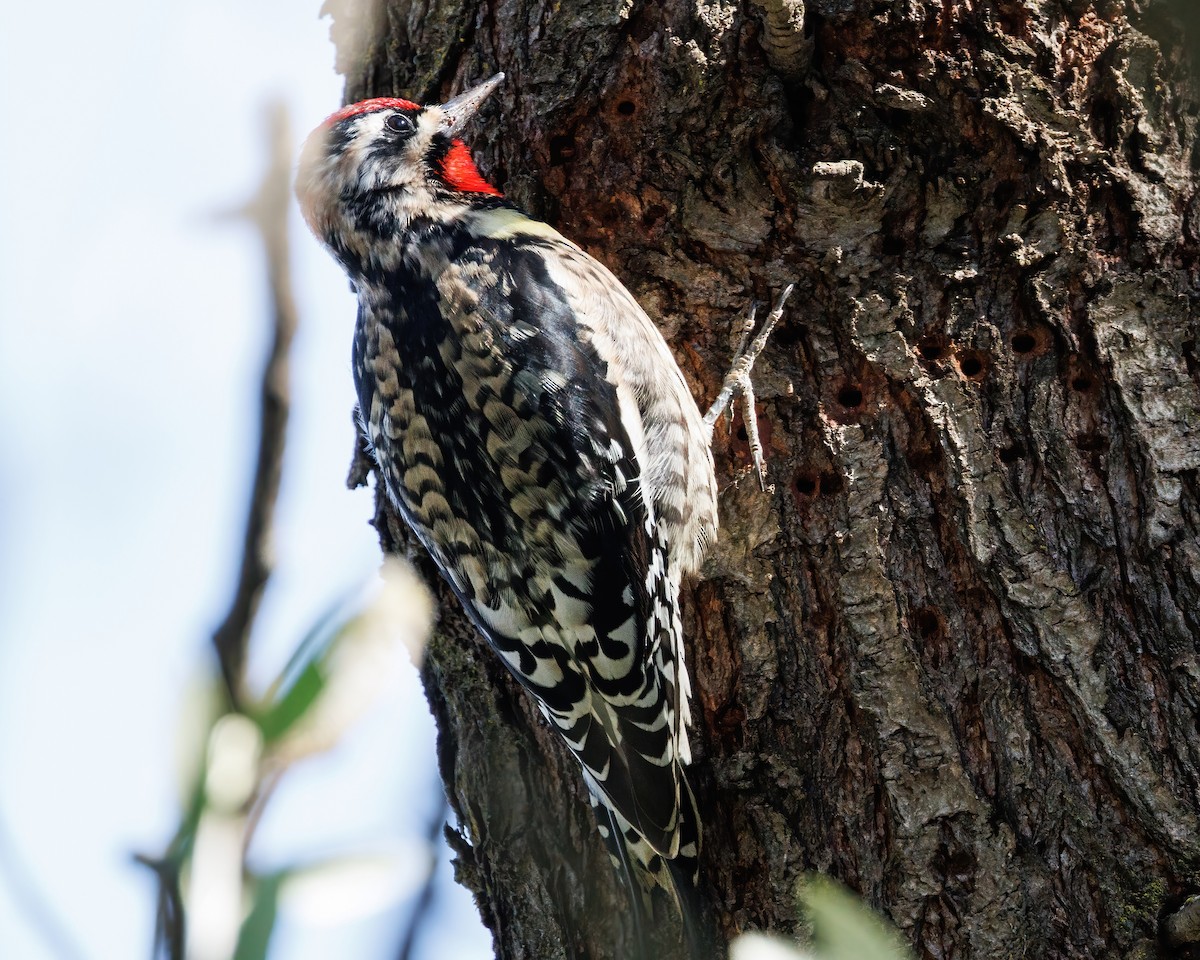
left=703, top=284, right=794, bottom=491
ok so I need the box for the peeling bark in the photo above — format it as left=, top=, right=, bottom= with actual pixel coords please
left=329, top=1, right=1200, bottom=957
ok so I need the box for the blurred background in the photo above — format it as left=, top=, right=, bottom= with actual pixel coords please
left=0, top=1, right=491, bottom=957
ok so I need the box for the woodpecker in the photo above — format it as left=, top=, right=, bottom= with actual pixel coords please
left=296, top=73, right=788, bottom=932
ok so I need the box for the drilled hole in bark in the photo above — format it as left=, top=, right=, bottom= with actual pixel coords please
left=1071, top=375, right=1094, bottom=393
left=549, top=134, right=576, bottom=165
left=616, top=100, right=636, bottom=116
left=730, top=412, right=772, bottom=469
left=1011, top=331, right=1038, bottom=354
left=956, top=351, right=989, bottom=380
left=837, top=385, right=864, bottom=410
left=917, top=335, right=947, bottom=362
left=1076, top=433, right=1109, bottom=453
left=794, top=471, right=819, bottom=497
left=999, top=444, right=1024, bottom=464
left=641, top=203, right=668, bottom=228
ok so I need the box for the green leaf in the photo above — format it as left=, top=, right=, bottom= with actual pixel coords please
left=252, top=560, right=434, bottom=751
left=256, top=658, right=329, bottom=742
left=233, top=871, right=287, bottom=960
left=802, top=876, right=912, bottom=960
left=263, top=595, right=352, bottom=705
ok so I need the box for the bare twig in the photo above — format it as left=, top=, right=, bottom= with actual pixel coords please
left=211, top=101, right=299, bottom=706
left=145, top=101, right=298, bottom=960
left=396, top=793, right=450, bottom=960
left=134, top=852, right=186, bottom=960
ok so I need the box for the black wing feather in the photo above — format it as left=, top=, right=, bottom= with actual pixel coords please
left=353, top=233, right=683, bottom=853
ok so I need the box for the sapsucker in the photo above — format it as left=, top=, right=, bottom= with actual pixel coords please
left=295, top=73, right=787, bottom=933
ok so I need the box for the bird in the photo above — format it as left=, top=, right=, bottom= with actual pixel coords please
left=295, top=72, right=789, bottom=946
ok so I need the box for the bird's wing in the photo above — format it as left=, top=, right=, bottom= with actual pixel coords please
left=353, top=234, right=687, bottom=856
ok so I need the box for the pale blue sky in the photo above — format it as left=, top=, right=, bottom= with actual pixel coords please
left=0, top=2, right=489, bottom=957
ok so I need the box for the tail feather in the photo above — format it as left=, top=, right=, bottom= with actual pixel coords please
left=588, top=771, right=710, bottom=958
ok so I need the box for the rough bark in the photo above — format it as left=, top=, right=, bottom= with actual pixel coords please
left=328, top=1, right=1200, bottom=957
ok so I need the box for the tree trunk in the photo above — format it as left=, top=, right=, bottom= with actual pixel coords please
left=327, top=1, right=1200, bottom=957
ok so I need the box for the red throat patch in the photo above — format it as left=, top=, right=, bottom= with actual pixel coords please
left=325, top=97, right=419, bottom=126
left=439, top=140, right=502, bottom=196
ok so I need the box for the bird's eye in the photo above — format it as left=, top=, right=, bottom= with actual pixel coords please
left=385, top=113, right=414, bottom=135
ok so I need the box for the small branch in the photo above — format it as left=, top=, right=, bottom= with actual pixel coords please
left=211, top=101, right=299, bottom=706
left=147, top=102, right=298, bottom=960
left=133, top=852, right=185, bottom=960
left=395, top=793, right=450, bottom=960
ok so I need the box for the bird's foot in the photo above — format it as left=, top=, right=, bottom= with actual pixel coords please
left=703, top=284, right=794, bottom=490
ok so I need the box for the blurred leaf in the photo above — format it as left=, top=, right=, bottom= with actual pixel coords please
left=803, top=876, right=912, bottom=960
left=260, top=593, right=350, bottom=708
left=153, top=562, right=437, bottom=960
left=253, top=591, right=350, bottom=743
left=186, top=810, right=247, bottom=960
left=205, top=714, right=263, bottom=811
left=256, top=655, right=330, bottom=743
left=174, top=673, right=227, bottom=803
left=730, top=931, right=817, bottom=960
left=255, top=560, right=434, bottom=762
left=233, top=871, right=286, bottom=960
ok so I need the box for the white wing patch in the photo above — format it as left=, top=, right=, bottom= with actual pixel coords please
left=537, top=245, right=719, bottom=574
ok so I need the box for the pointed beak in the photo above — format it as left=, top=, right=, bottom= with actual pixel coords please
left=440, top=73, right=505, bottom=136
